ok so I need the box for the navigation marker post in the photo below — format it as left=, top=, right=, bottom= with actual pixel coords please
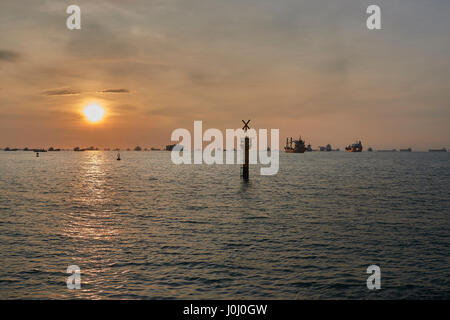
left=241, top=120, right=250, bottom=181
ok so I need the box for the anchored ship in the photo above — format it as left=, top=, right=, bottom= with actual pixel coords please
left=345, top=140, right=363, bottom=152
left=284, top=137, right=306, bottom=153
left=319, top=144, right=334, bottom=152
left=166, top=144, right=184, bottom=151
left=429, top=148, right=447, bottom=152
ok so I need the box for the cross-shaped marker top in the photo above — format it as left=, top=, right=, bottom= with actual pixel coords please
left=242, top=120, right=250, bottom=132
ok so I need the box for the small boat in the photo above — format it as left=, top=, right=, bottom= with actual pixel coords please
left=117, top=152, right=121, bottom=161
left=36, top=152, right=39, bottom=157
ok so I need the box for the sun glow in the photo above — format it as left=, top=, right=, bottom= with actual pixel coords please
left=83, top=104, right=105, bottom=123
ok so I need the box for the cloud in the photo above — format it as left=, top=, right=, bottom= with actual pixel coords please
left=114, top=104, right=138, bottom=112
left=0, top=50, right=20, bottom=62
left=43, top=89, right=81, bottom=96
left=100, top=89, right=130, bottom=93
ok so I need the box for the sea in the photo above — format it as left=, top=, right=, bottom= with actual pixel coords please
left=0, top=151, right=449, bottom=299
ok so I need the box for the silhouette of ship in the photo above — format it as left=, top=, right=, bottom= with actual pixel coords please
left=345, top=141, right=363, bottom=152
left=284, top=137, right=306, bottom=153
left=319, top=144, right=335, bottom=152
left=165, top=144, right=176, bottom=151
left=429, top=148, right=447, bottom=152
left=165, top=144, right=183, bottom=151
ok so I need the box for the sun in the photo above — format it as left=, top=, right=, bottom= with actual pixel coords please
left=83, top=104, right=105, bottom=123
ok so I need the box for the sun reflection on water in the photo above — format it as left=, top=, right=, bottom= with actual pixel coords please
left=61, top=152, right=124, bottom=299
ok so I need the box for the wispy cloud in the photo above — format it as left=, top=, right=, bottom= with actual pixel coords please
left=100, top=89, right=130, bottom=93
left=0, top=49, right=20, bottom=62
left=114, top=104, right=138, bottom=111
left=43, top=89, right=81, bottom=96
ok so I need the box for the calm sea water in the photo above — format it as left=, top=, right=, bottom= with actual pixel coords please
left=0, top=151, right=449, bottom=299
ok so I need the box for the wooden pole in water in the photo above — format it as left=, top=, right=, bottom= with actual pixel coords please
left=243, top=136, right=249, bottom=180
left=242, top=120, right=250, bottom=180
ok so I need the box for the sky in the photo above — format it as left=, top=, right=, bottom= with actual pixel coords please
left=1, top=0, right=449, bottom=150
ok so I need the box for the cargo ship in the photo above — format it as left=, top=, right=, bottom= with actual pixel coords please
left=429, top=148, right=447, bottom=152
left=319, top=144, right=335, bottom=152
left=165, top=144, right=183, bottom=151
left=345, top=140, right=363, bottom=152
left=284, top=137, right=306, bottom=153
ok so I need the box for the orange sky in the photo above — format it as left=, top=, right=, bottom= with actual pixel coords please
left=1, top=0, right=449, bottom=150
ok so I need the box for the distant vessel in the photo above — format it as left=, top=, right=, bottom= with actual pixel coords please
left=319, top=144, right=334, bottom=152
left=400, top=148, right=412, bottom=152
left=429, top=148, right=447, bottom=152
left=306, top=144, right=313, bottom=152
left=284, top=137, right=306, bottom=153
left=378, top=149, right=397, bottom=152
left=345, top=141, right=363, bottom=152
left=368, top=147, right=373, bottom=152
left=165, top=144, right=183, bottom=151
left=165, top=144, right=175, bottom=151
left=117, top=152, right=121, bottom=161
